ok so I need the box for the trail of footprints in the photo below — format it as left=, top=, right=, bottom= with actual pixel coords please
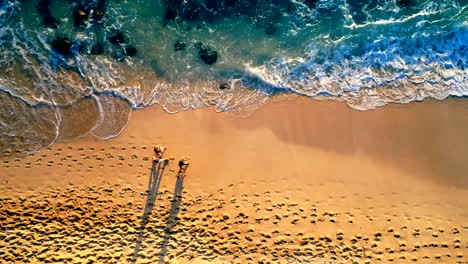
left=2, top=146, right=151, bottom=172
left=0, top=184, right=466, bottom=263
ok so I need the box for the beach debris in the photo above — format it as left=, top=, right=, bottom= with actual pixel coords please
left=219, top=83, right=229, bottom=90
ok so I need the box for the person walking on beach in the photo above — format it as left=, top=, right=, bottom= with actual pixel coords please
left=178, top=157, right=189, bottom=176
left=153, top=145, right=166, bottom=164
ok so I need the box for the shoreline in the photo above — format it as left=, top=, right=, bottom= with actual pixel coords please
left=1, top=96, right=467, bottom=263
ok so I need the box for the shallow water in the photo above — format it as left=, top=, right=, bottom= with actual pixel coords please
left=0, top=0, right=467, bottom=155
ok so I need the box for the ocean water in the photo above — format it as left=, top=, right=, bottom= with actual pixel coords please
left=0, top=0, right=467, bottom=156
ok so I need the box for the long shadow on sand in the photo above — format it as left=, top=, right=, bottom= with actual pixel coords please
left=158, top=174, right=185, bottom=264
left=131, top=161, right=168, bottom=263
left=231, top=98, right=468, bottom=187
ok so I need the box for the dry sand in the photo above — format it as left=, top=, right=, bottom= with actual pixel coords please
left=0, top=96, right=467, bottom=263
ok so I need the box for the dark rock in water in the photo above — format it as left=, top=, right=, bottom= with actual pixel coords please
left=219, top=83, right=230, bottom=90
left=397, top=0, right=414, bottom=7
left=95, top=0, right=107, bottom=9
left=197, top=43, right=218, bottom=65
left=265, top=24, right=278, bottom=35
left=109, top=32, right=125, bottom=45
left=174, top=40, right=186, bottom=51
left=91, top=0, right=106, bottom=22
left=37, top=0, right=51, bottom=15
left=73, top=7, right=89, bottom=28
left=73, top=0, right=106, bottom=27
left=124, top=46, right=137, bottom=57
left=161, top=0, right=293, bottom=28
left=51, top=37, right=73, bottom=56
left=37, top=0, right=59, bottom=28
left=304, top=0, right=320, bottom=8
left=164, top=7, right=177, bottom=26
left=91, top=7, right=105, bottom=22
left=162, top=0, right=215, bottom=26
left=90, top=43, right=104, bottom=55
left=161, top=0, right=286, bottom=28
left=42, top=15, right=59, bottom=28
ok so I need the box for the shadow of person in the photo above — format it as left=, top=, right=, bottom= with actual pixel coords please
left=131, top=160, right=168, bottom=263
left=158, top=174, right=185, bottom=264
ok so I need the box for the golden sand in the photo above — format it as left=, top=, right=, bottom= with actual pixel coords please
left=0, top=96, right=467, bottom=263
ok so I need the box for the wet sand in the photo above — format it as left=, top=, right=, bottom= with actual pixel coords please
left=1, top=96, right=467, bottom=263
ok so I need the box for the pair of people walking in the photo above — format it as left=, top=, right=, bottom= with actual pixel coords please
left=153, top=145, right=189, bottom=176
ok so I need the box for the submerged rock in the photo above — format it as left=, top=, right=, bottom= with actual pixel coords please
left=162, top=0, right=285, bottom=30
left=37, top=0, right=51, bottom=16
left=163, top=1, right=214, bottom=26
left=196, top=43, right=218, bottom=65
left=163, top=7, right=177, bottom=26
left=37, top=0, right=59, bottom=28
left=124, top=46, right=137, bottom=57
left=149, top=60, right=165, bottom=77
left=51, top=37, right=73, bottom=56
left=396, top=0, right=414, bottom=7
left=73, top=0, right=106, bottom=28
left=109, top=32, right=125, bottom=45
left=42, top=15, right=59, bottom=29
left=174, top=40, right=186, bottom=51
left=91, top=7, right=106, bottom=22
left=91, top=0, right=106, bottom=22
left=90, top=43, right=104, bottom=55
left=265, top=24, right=278, bottom=35
left=149, top=60, right=166, bottom=77
left=304, top=0, right=320, bottom=8
left=73, top=7, right=89, bottom=28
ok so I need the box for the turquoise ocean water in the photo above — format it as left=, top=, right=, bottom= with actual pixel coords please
left=0, top=0, right=467, bottom=155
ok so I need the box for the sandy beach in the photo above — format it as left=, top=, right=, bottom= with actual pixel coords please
left=1, top=96, right=467, bottom=263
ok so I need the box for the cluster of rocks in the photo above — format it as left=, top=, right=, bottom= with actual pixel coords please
left=160, top=0, right=415, bottom=67
left=108, top=31, right=138, bottom=61
left=162, top=0, right=289, bottom=35
left=33, top=0, right=225, bottom=69
left=173, top=39, right=219, bottom=66
left=162, top=0, right=416, bottom=33
left=34, top=0, right=417, bottom=68
left=33, top=0, right=137, bottom=62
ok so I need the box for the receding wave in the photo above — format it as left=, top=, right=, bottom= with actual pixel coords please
left=0, top=0, right=466, bottom=156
